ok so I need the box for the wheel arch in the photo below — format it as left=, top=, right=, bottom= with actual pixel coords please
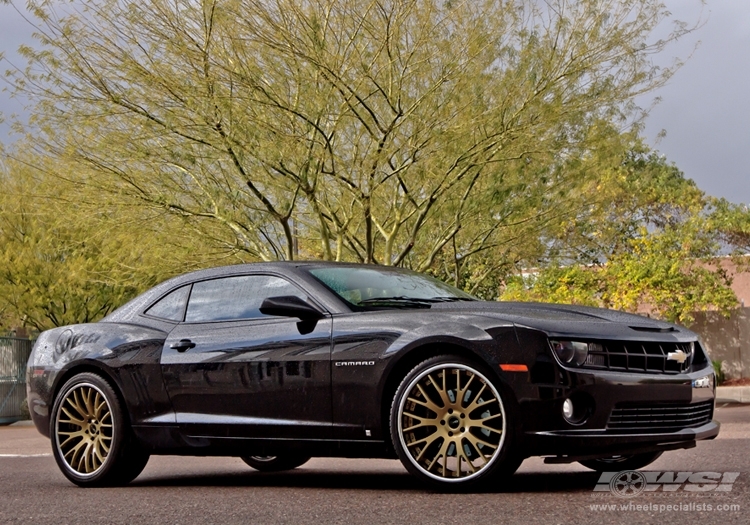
left=51, top=361, right=133, bottom=429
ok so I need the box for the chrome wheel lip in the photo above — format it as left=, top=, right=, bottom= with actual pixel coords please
left=247, top=456, right=278, bottom=462
left=596, top=455, right=634, bottom=464
left=397, top=362, right=507, bottom=483
left=54, top=382, right=115, bottom=479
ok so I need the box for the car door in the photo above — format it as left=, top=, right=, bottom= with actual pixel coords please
left=159, top=273, right=332, bottom=439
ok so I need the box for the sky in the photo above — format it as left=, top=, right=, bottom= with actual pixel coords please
left=0, top=0, right=748, bottom=204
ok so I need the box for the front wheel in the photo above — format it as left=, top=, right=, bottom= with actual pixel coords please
left=241, top=455, right=311, bottom=472
left=579, top=451, right=663, bottom=472
left=390, top=356, right=520, bottom=489
left=50, top=372, right=149, bottom=487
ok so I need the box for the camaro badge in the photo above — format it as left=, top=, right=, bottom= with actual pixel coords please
left=667, top=350, right=688, bottom=363
left=335, top=360, right=376, bottom=367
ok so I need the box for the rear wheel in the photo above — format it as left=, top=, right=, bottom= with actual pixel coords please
left=579, top=452, right=663, bottom=472
left=241, top=455, right=311, bottom=472
left=390, top=355, right=520, bottom=489
left=50, top=372, right=150, bottom=487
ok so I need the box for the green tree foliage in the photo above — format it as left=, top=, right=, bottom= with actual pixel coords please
left=708, top=199, right=750, bottom=254
left=500, top=147, right=738, bottom=323
left=2, top=0, right=738, bottom=326
left=0, top=156, right=227, bottom=331
left=8, top=0, right=689, bottom=269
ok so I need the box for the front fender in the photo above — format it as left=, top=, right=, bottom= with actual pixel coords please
left=383, top=321, right=497, bottom=355
left=381, top=317, right=520, bottom=375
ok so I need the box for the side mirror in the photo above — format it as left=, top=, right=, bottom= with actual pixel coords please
left=259, top=295, right=325, bottom=321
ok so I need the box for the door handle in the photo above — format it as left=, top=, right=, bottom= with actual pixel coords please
left=170, top=339, right=196, bottom=352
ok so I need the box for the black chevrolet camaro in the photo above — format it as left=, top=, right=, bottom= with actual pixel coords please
left=26, top=262, right=719, bottom=489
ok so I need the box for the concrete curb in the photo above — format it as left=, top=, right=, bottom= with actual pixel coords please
left=716, top=386, right=750, bottom=404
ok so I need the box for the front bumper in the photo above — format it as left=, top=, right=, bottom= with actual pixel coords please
left=525, top=420, right=720, bottom=460
left=510, top=360, right=718, bottom=459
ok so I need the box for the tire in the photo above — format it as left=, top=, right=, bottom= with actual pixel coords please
left=578, top=451, right=663, bottom=472
left=240, top=455, right=311, bottom=472
left=50, top=372, right=150, bottom=487
left=390, top=355, right=521, bottom=490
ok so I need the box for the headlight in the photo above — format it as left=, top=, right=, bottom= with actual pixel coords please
left=550, top=340, right=589, bottom=366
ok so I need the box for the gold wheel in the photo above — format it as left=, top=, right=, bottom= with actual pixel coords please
left=55, top=383, right=113, bottom=476
left=397, top=363, right=506, bottom=482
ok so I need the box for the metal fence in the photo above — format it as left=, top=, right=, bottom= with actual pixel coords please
left=0, top=337, right=32, bottom=424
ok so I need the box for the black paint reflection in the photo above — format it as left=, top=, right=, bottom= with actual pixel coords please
left=161, top=318, right=332, bottom=439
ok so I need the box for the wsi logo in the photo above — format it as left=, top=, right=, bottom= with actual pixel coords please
left=595, top=471, right=740, bottom=498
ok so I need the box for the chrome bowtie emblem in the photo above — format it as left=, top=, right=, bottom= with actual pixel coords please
left=667, top=350, right=688, bottom=363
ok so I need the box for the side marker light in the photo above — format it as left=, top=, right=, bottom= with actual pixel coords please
left=499, top=364, right=528, bottom=372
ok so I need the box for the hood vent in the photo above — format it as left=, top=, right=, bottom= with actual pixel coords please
left=629, top=325, right=677, bottom=333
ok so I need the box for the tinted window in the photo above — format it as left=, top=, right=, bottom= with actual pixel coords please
left=145, top=285, right=190, bottom=321
left=185, top=275, right=304, bottom=323
left=307, top=267, right=474, bottom=306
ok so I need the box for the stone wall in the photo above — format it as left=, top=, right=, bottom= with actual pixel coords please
left=690, top=308, right=749, bottom=379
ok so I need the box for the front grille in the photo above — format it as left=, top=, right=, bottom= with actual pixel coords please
left=582, top=341, right=694, bottom=374
left=607, top=400, right=714, bottom=430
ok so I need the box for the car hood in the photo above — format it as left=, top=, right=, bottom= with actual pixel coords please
left=431, top=301, right=697, bottom=342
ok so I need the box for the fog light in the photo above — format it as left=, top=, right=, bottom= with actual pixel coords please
left=692, top=374, right=714, bottom=389
left=562, top=398, right=574, bottom=420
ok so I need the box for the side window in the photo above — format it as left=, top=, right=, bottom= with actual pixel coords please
left=144, top=285, right=190, bottom=321
left=184, top=275, right=305, bottom=323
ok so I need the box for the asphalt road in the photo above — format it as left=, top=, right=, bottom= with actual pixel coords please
left=1, top=405, right=748, bottom=525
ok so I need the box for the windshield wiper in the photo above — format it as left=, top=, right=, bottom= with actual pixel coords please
left=357, top=296, right=474, bottom=307
left=427, top=296, right=477, bottom=302
left=356, top=296, right=434, bottom=308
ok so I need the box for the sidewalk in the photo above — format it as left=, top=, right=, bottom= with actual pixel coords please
left=716, top=385, right=750, bottom=404
left=0, top=422, right=50, bottom=457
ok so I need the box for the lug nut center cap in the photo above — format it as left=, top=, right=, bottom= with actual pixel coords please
left=448, top=416, right=461, bottom=429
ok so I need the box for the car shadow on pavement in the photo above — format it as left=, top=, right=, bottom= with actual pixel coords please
left=131, top=470, right=602, bottom=494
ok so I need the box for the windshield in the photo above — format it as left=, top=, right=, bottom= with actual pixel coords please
left=306, top=266, right=476, bottom=308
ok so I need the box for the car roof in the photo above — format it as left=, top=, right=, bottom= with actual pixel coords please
left=102, top=260, right=409, bottom=323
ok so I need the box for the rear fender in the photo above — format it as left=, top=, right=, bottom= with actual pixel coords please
left=27, top=323, right=173, bottom=437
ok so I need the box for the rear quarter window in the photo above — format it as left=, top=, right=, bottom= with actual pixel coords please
left=144, top=285, right=190, bottom=321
